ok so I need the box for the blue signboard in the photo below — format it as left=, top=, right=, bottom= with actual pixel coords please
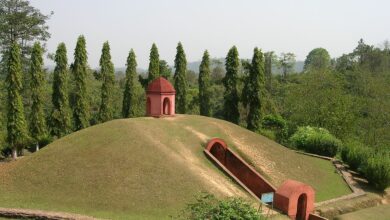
left=261, top=192, right=274, bottom=203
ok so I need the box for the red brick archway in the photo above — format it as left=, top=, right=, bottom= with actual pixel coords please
left=296, top=193, right=307, bottom=220
left=274, top=180, right=315, bottom=220
left=205, top=138, right=316, bottom=220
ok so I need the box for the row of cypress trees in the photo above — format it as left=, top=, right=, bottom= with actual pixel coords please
left=4, top=36, right=139, bottom=159
left=146, top=43, right=266, bottom=128
left=5, top=36, right=266, bottom=159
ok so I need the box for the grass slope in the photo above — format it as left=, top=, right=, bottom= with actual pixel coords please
left=0, top=115, right=350, bottom=219
left=334, top=204, right=390, bottom=220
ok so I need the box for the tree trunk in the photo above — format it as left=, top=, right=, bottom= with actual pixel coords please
left=35, top=142, right=40, bottom=152
left=12, top=148, right=17, bottom=160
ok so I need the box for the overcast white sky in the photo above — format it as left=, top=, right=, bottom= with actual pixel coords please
left=31, top=0, right=390, bottom=69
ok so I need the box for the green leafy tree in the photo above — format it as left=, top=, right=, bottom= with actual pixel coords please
left=211, top=59, right=225, bottom=84
left=71, top=35, right=89, bottom=130
left=246, top=48, right=265, bottom=131
left=223, top=46, right=240, bottom=124
left=277, top=52, right=295, bottom=80
left=122, top=49, right=140, bottom=118
left=50, top=42, right=71, bottom=138
left=159, top=60, right=172, bottom=79
left=304, top=48, right=331, bottom=71
left=147, top=43, right=159, bottom=84
left=198, top=50, right=211, bottom=116
left=0, top=0, right=52, bottom=61
left=264, top=51, right=275, bottom=91
left=29, top=42, right=47, bottom=150
left=97, top=41, right=115, bottom=122
left=174, top=42, right=187, bottom=113
left=5, top=43, right=28, bottom=159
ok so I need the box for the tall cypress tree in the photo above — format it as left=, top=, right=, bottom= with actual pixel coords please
left=198, top=50, right=211, bottom=116
left=72, top=35, right=89, bottom=130
left=246, top=47, right=265, bottom=131
left=97, top=41, right=115, bottom=122
left=50, top=43, right=71, bottom=138
left=29, top=42, right=47, bottom=151
left=122, top=49, right=138, bottom=118
left=174, top=42, right=187, bottom=114
left=6, top=43, right=29, bottom=159
left=223, top=46, right=240, bottom=124
left=147, top=43, right=159, bottom=84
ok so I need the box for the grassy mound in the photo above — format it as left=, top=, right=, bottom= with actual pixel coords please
left=0, top=115, right=350, bottom=219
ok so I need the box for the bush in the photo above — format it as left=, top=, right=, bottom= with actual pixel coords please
left=262, top=114, right=286, bottom=130
left=289, top=126, right=341, bottom=157
left=340, top=141, right=372, bottom=171
left=362, top=153, right=390, bottom=191
left=262, top=114, right=288, bottom=143
left=257, top=129, right=276, bottom=141
left=177, top=193, right=265, bottom=220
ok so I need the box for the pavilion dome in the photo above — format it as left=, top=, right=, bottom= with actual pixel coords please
left=147, top=77, right=176, bottom=94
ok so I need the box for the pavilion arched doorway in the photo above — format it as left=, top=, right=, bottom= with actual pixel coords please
left=147, top=97, right=151, bottom=115
left=163, top=97, right=171, bottom=115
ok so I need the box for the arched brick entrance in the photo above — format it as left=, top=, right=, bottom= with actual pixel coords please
left=296, top=193, right=307, bottom=220
left=274, top=180, right=315, bottom=220
left=204, top=138, right=316, bottom=220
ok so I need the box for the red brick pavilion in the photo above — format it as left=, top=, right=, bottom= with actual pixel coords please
left=146, top=77, right=176, bottom=117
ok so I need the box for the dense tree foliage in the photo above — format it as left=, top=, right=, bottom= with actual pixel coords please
left=198, top=50, right=211, bottom=116
left=223, top=46, right=240, bottom=124
left=304, top=48, right=331, bottom=71
left=264, top=51, right=275, bottom=91
left=50, top=43, right=71, bottom=138
left=174, top=42, right=188, bottom=114
left=245, top=48, right=265, bottom=131
left=28, top=42, right=47, bottom=150
left=71, top=35, right=89, bottom=130
left=5, top=43, right=28, bottom=159
left=147, top=43, right=159, bottom=84
left=159, top=60, right=172, bottom=80
left=97, top=42, right=115, bottom=122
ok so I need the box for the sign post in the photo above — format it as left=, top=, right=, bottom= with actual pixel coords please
left=260, top=192, right=274, bottom=218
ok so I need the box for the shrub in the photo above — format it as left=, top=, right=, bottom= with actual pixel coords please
left=177, top=193, right=265, bottom=220
left=258, top=129, right=276, bottom=141
left=362, top=153, right=390, bottom=191
left=262, top=114, right=288, bottom=143
left=262, top=114, right=286, bottom=130
left=289, top=126, right=341, bottom=157
left=340, top=141, right=372, bottom=171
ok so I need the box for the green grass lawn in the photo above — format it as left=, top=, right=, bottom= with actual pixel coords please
left=334, top=204, right=390, bottom=220
left=0, top=115, right=351, bottom=219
